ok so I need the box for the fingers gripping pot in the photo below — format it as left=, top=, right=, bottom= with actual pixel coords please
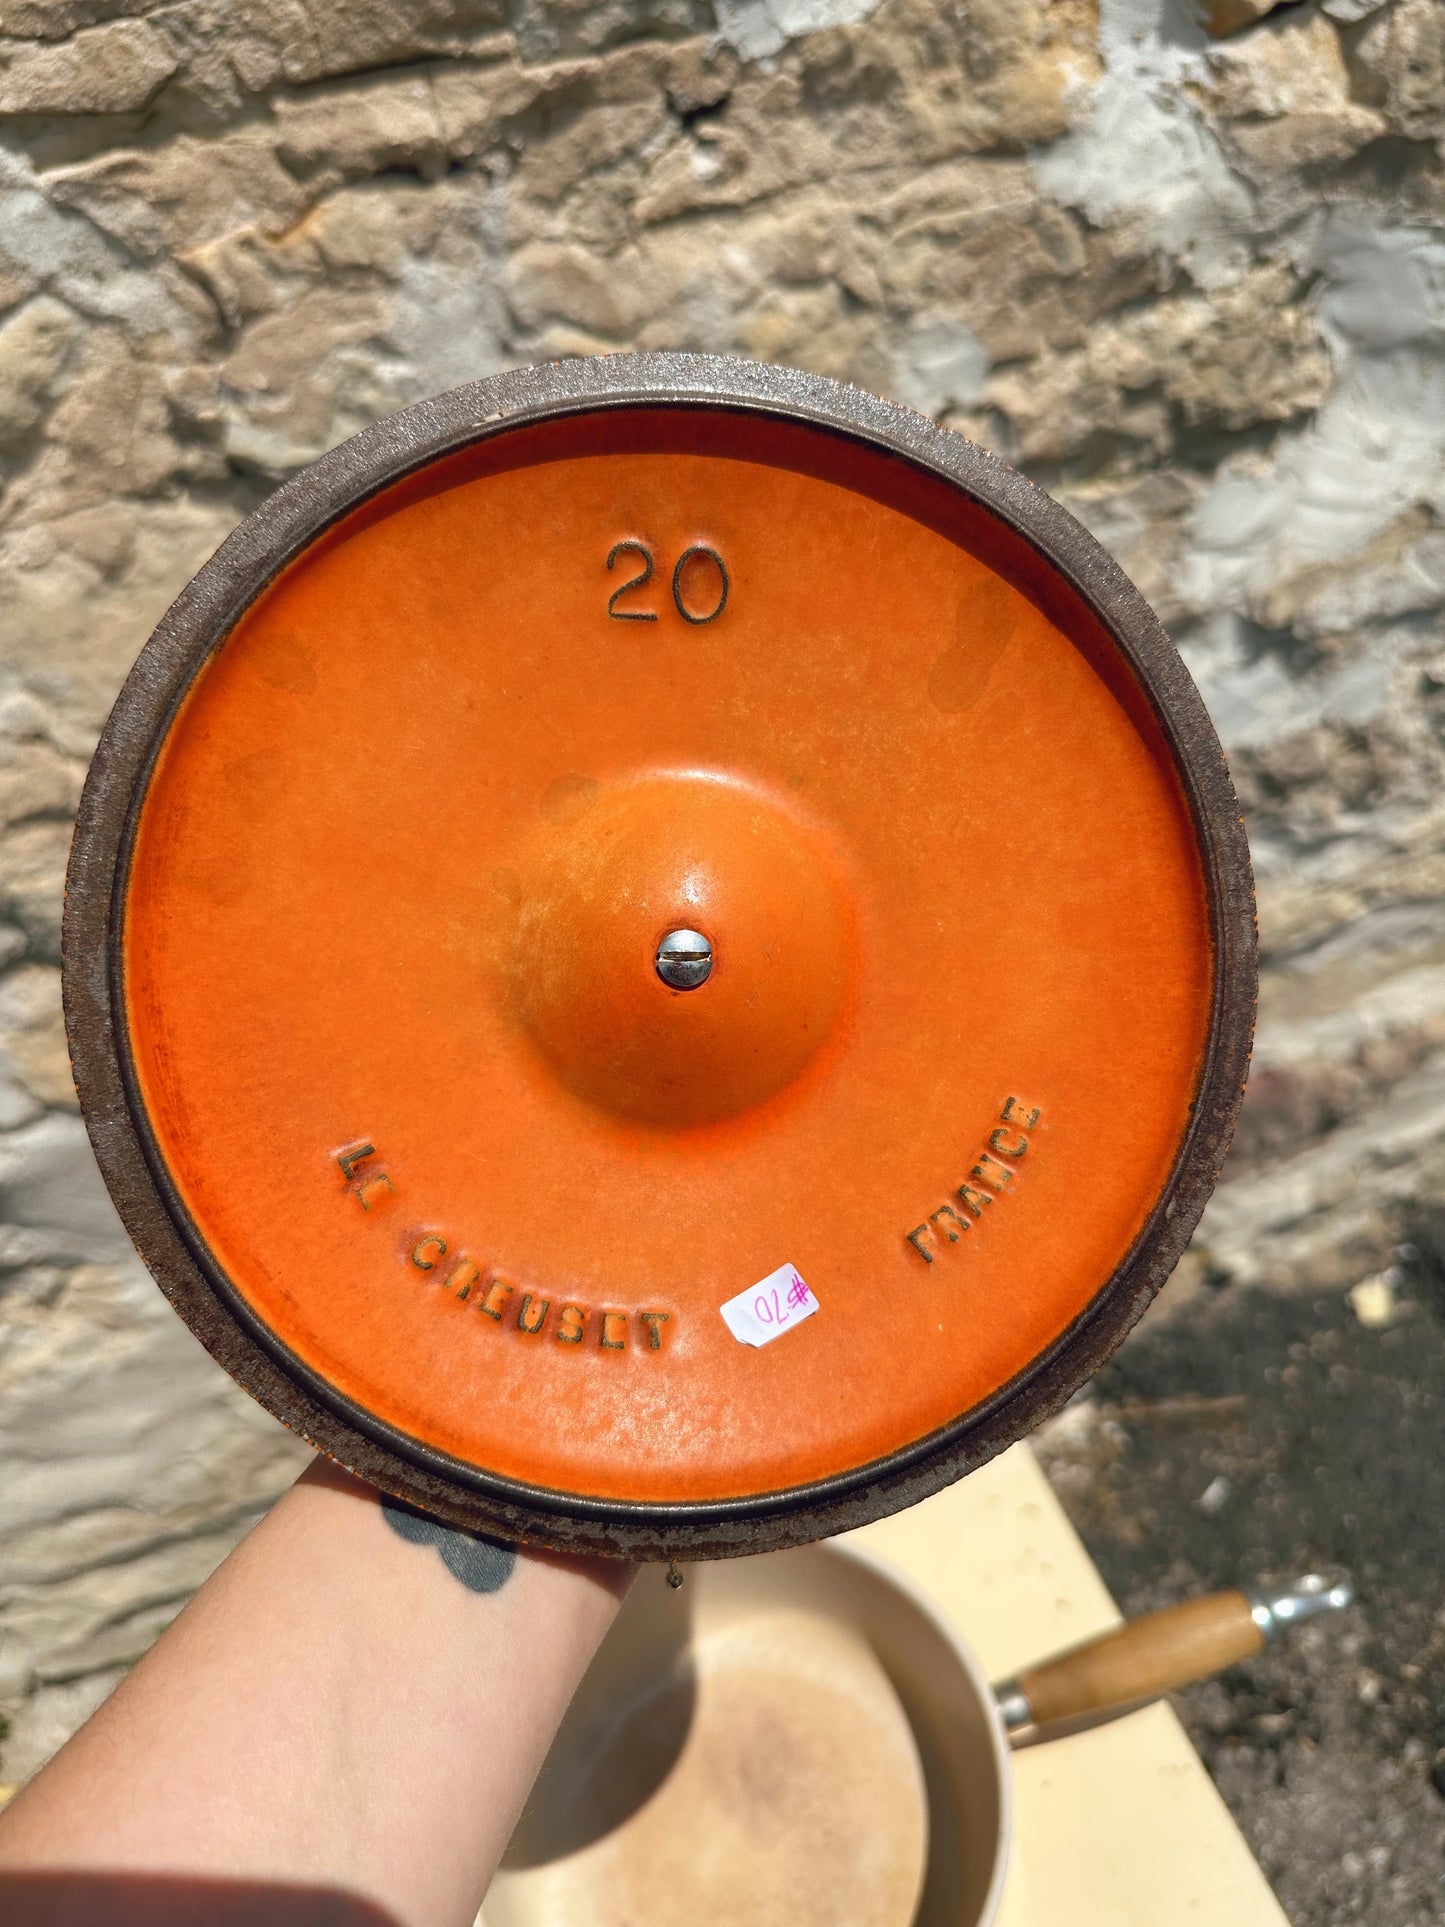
left=63, top=355, right=1256, bottom=1560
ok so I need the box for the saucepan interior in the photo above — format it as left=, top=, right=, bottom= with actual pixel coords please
left=484, top=1542, right=1011, bottom=1927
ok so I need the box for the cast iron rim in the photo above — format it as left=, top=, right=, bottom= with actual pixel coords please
left=62, top=352, right=1258, bottom=1561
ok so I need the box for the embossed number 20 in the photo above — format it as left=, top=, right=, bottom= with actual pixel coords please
left=606, top=541, right=730, bottom=626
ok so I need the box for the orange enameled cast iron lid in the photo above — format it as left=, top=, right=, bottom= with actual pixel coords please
left=63, top=356, right=1256, bottom=1559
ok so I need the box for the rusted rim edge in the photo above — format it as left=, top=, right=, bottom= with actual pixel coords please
left=63, top=352, right=1257, bottom=1559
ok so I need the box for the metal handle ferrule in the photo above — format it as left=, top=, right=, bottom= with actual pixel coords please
left=1248, top=1571, right=1355, bottom=1642
left=994, top=1682, right=1035, bottom=1740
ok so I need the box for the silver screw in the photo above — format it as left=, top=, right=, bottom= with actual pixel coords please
left=656, top=928, right=713, bottom=990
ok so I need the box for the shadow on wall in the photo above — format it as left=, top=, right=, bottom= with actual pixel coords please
left=0, top=1872, right=401, bottom=1925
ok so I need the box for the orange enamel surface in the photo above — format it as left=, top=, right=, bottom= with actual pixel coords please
left=122, top=409, right=1211, bottom=1504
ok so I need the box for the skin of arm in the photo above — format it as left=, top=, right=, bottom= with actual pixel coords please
left=0, top=1458, right=634, bottom=1927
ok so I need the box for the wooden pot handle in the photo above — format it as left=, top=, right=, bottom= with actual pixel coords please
left=1009, top=1590, right=1262, bottom=1732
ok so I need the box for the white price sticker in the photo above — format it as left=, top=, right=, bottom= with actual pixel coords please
left=720, top=1264, right=819, bottom=1348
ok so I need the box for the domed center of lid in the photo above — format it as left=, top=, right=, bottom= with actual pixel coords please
left=499, top=772, right=854, bottom=1127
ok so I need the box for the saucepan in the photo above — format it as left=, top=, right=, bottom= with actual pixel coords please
left=482, top=1545, right=1351, bottom=1927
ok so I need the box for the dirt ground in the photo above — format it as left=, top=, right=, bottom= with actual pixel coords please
left=1037, top=1245, right=1445, bottom=1924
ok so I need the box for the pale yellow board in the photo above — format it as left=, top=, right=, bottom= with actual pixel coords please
left=848, top=1443, right=1291, bottom=1927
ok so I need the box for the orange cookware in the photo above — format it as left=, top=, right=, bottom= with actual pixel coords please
left=63, top=355, right=1255, bottom=1557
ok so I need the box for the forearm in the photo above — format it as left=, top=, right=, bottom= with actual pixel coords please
left=0, top=1460, right=632, bottom=1927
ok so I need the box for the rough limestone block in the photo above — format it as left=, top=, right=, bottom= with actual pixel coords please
left=1198, top=0, right=1287, bottom=38
left=1349, top=0, right=1445, bottom=142
left=0, top=19, right=177, bottom=115
left=0, top=295, right=79, bottom=454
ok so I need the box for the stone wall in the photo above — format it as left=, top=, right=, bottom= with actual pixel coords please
left=0, top=0, right=1442, bottom=1802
